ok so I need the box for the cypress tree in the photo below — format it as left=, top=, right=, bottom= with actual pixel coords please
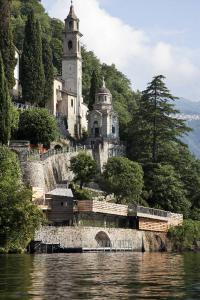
left=0, top=52, right=11, bottom=145
left=0, top=0, right=16, bottom=91
left=88, top=70, right=100, bottom=110
left=21, top=11, right=45, bottom=105
left=128, top=75, right=191, bottom=163
left=42, top=37, right=54, bottom=106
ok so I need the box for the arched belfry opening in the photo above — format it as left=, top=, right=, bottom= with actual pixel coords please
left=95, top=231, right=111, bottom=248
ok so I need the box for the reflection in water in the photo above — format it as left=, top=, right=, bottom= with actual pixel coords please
left=0, top=252, right=200, bottom=299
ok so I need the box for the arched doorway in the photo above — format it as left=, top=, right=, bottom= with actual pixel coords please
left=95, top=231, right=111, bottom=248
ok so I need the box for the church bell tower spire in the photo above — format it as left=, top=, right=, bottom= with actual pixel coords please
left=62, top=2, right=83, bottom=137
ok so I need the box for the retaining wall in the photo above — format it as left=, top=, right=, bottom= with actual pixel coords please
left=21, top=150, right=92, bottom=193
left=35, top=226, right=168, bottom=252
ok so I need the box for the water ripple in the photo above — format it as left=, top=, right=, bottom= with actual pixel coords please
left=0, top=252, right=200, bottom=299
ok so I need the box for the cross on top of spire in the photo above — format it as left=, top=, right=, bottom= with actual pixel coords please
left=68, top=0, right=78, bottom=19
left=102, top=77, right=106, bottom=88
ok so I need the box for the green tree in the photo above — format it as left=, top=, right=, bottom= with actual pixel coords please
left=70, top=152, right=97, bottom=189
left=82, top=46, right=102, bottom=104
left=21, top=11, right=45, bottom=104
left=168, top=219, right=200, bottom=251
left=0, top=53, right=11, bottom=145
left=42, top=37, right=54, bottom=105
left=88, top=70, right=100, bottom=110
left=17, top=108, right=58, bottom=146
left=10, top=104, right=19, bottom=137
left=102, top=63, right=138, bottom=139
left=50, top=37, right=63, bottom=75
left=0, top=145, right=43, bottom=253
left=101, top=157, right=144, bottom=204
left=0, top=0, right=16, bottom=90
left=50, top=18, right=64, bottom=41
left=149, top=164, right=191, bottom=216
left=128, top=75, right=190, bottom=163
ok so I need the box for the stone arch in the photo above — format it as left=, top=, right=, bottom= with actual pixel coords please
left=95, top=231, right=111, bottom=248
left=54, top=144, right=62, bottom=151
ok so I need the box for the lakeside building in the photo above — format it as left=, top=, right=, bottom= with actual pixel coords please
left=35, top=184, right=183, bottom=233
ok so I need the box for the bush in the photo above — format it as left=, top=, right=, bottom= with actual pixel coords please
left=168, top=219, right=200, bottom=251
left=73, top=187, right=93, bottom=200
left=17, top=108, right=58, bottom=146
left=70, top=152, right=98, bottom=189
left=101, top=157, right=144, bottom=204
left=0, top=146, right=44, bottom=253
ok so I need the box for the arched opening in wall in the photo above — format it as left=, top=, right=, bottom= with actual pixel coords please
left=155, top=235, right=166, bottom=252
left=95, top=231, right=111, bottom=248
left=54, top=144, right=62, bottom=151
left=68, top=40, right=73, bottom=50
left=93, top=121, right=100, bottom=137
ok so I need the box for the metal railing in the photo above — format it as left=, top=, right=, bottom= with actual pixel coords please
left=137, top=205, right=168, bottom=218
left=128, top=205, right=169, bottom=218
left=23, top=145, right=93, bottom=162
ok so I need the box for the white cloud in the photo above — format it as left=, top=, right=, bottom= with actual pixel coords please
left=45, top=0, right=200, bottom=101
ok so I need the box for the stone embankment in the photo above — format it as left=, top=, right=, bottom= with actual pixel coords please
left=34, top=226, right=168, bottom=252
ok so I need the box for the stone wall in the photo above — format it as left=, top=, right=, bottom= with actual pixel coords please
left=21, top=150, right=92, bottom=193
left=35, top=226, right=168, bottom=252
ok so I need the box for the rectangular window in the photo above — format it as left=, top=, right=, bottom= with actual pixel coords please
left=71, top=99, right=73, bottom=107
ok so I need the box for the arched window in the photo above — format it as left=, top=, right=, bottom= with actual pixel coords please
left=69, top=21, right=73, bottom=30
left=68, top=40, right=73, bottom=50
left=112, top=126, right=115, bottom=134
left=93, top=121, right=100, bottom=137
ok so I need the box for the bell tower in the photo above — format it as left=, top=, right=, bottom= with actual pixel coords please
left=62, top=1, right=83, bottom=135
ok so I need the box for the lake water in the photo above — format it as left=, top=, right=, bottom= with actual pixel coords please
left=0, top=252, right=200, bottom=299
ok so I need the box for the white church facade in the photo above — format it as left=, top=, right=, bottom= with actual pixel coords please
left=12, top=2, right=125, bottom=164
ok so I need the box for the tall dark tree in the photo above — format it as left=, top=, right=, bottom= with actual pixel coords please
left=0, top=0, right=16, bottom=90
left=0, top=53, right=11, bottom=144
left=88, top=70, right=100, bottom=110
left=21, top=11, right=45, bottom=104
left=42, top=37, right=53, bottom=106
left=128, top=75, right=191, bottom=163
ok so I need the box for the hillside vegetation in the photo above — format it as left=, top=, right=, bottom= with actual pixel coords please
left=0, top=0, right=199, bottom=220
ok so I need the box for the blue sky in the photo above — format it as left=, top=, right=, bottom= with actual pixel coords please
left=99, top=0, right=200, bottom=47
left=42, top=0, right=200, bottom=101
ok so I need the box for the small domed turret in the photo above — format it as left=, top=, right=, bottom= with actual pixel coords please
left=95, top=78, right=112, bottom=105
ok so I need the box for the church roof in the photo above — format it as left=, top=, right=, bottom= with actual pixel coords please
left=67, top=1, right=78, bottom=20
left=97, top=78, right=111, bottom=95
left=98, top=87, right=111, bottom=94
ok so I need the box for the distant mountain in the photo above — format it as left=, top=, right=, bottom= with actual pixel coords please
left=175, top=98, right=200, bottom=115
left=174, top=98, right=200, bottom=158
